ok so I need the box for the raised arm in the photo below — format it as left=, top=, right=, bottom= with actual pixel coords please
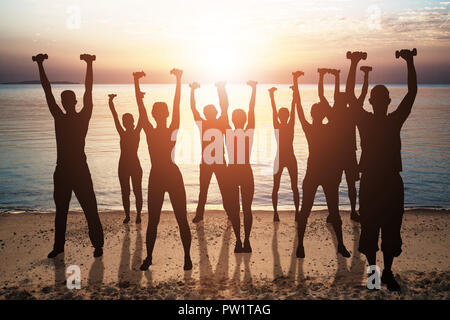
left=169, top=68, right=182, bottom=130
left=288, top=85, right=297, bottom=127
left=331, top=69, right=341, bottom=102
left=317, top=68, right=328, bottom=105
left=246, top=80, right=257, bottom=130
left=80, top=54, right=95, bottom=120
left=189, top=82, right=203, bottom=122
left=393, top=49, right=417, bottom=123
left=346, top=52, right=371, bottom=119
left=268, top=87, right=280, bottom=129
left=345, top=51, right=366, bottom=103
left=215, top=81, right=230, bottom=127
left=133, top=71, right=152, bottom=130
left=292, top=71, right=310, bottom=131
left=108, top=94, right=124, bottom=134
left=357, top=66, right=372, bottom=106
left=32, top=54, right=62, bottom=118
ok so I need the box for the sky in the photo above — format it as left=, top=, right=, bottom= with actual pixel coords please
left=0, top=0, right=449, bottom=83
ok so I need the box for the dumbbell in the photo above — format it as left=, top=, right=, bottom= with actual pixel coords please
left=32, top=54, right=48, bottom=62
left=80, top=54, right=96, bottom=61
left=360, top=66, right=372, bottom=72
left=346, top=51, right=367, bottom=60
left=395, top=48, right=417, bottom=59
left=293, top=71, right=305, bottom=77
left=133, top=71, right=146, bottom=78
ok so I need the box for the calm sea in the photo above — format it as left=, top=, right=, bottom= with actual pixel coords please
left=0, top=84, right=449, bottom=212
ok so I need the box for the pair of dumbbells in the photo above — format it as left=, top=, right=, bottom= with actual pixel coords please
left=32, top=54, right=96, bottom=61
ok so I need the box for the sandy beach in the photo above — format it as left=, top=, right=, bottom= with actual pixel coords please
left=0, top=209, right=448, bottom=300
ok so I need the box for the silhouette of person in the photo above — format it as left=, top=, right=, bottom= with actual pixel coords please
left=108, top=94, right=143, bottom=224
left=222, top=81, right=257, bottom=253
left=318, top=67, right=366, bottom=222
left=32, top=53, right=104, bottom=259
left=132, top=70, right=192, bottom=271
left=293, top=70, right=350, bottom=259
left=268, top=86, right=300, bottom=222
left=347, top=49, right=417, bottom=291
left=189, top=81, right=243, bottom=252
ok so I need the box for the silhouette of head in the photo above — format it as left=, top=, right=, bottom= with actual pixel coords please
left=232, top=109, right=247, bottom=129
left=369, top=85, right=391, bottom=116
left=122, top=113, right=135, bottom=130
left=152, top=101, right=169, bottom=123
left=61, top=90, right=77, bottom=113
left=310, top=102, right=327, bottom=123
left=203, top=104, right=218, bottom=121
left=278, top=108, right=289, bottom=124
left=334, top=92, right=347, bottom=108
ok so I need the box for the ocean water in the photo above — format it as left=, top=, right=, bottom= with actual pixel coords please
left=0, top=84, right=449, bottom=213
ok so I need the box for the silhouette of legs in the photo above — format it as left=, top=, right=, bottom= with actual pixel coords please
left=287, top=160, right=300, bottom=219
left=296, top=174, right=318, bottom=258
left=217, top=166, right=242, bottom=252
left=323, top=183, right=350, bottom=258
left=51, top=165, right=103, bottom=258
left=52, top=167, right=72, bottom=255
left=119, top=163, right=143, bottom=224
left=118, top=168, right=131, bottom=223
left=272, top=159, right=299, bottom=222
left=240, top=166, right=254, bottom=253
left=167, top=172, right=192, bottom=271
left=73, top=166, right=104, bottom=256
left=193, top=164, right=214, bottom=223
left=359, top=173, right=404, bottom=291
left=272, top=166, right=283, bottom=222
left=131, top=165, right=143, bottom=223
left=141, top=185, right=164, bottom=270
left=344, top=158, right=360, bottom=222
left=346, top=174, right=358, bottom=221
left=141, top=168, right=192, bottom=271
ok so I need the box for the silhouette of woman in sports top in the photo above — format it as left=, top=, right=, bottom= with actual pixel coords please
left=268, top=85, right=300, bottom=222
left=108, top=94, right=143, bottom=224
left=133, top=70, right=192, bottom=271
left=292, top=70, right=351, bottom=259
left=222, top=80, right=257, bottom=253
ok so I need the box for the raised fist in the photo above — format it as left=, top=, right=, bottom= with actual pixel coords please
left=292, top=71, right=305, bottom=78
left=189, top=82, right=200, bottom=90
left=133, top=71, right=146, bottom=79
left=136, top=91, right=145, bottom=99
left=395, top=48, right=417, bottom=61
left=247, top=80, right=257, bottom=87
left=170, top=68, right=183, bottom=77
left=108, top=94, right=117, bottom=100
left=268, top=87, right=277, bottom=94
left=32, top=53, right=48, bottom=63
left=329, top=68, right=340, bottom=75
left=80, top=54, right=96, bottom=62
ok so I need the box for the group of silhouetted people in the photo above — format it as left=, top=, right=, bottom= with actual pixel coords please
left=32, top=47, right=416, bottom=291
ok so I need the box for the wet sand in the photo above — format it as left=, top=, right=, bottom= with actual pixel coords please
left=0, top=209, right=448, bottom=300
